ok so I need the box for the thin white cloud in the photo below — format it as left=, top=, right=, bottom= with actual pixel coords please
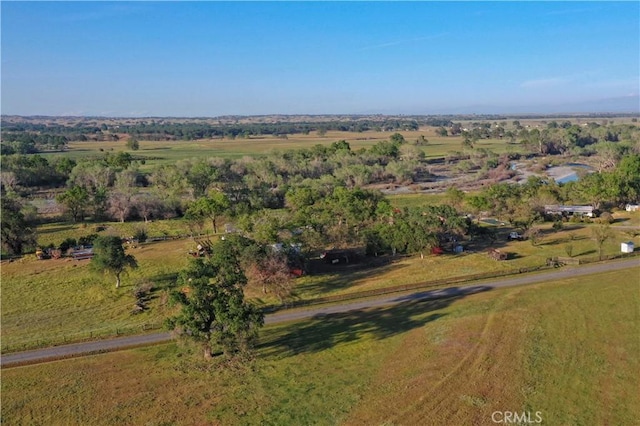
left=359, top=33, right=449, bottom=51
left=587, top=77, right=640, bottom=90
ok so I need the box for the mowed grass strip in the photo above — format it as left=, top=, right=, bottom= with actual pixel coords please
left=2, top=268, right=638, bottom=425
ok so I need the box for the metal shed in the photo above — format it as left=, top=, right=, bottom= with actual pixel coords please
left=621, top=241, right=635, bottom=253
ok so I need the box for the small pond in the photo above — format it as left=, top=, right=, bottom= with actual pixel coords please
left=548, top=163, right=594, bottom=185
left=556, top=173, right=579, bottom=184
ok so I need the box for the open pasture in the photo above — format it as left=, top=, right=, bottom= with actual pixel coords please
left=0, top=238, right=190, bottom=352
left=292, top=221, right=638, bottom=300
left=3, top=215, right=637, bottom=352
left=2, top=267, right=638, bottom=425
left=387, top=192, right=457, bottom=208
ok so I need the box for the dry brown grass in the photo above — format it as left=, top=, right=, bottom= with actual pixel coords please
left=3, top=267, right=638, bottom=425
left=344, top=289, right=527, bottom=425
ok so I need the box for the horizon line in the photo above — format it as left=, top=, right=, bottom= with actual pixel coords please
left=2, top=111, right=640, bottom=120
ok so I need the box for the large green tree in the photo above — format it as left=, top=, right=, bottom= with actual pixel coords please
left=167, top=241, right=264, bottom=359
left=185, top=192, right=230, bottom=234
left=56, top=185, right=89, bottom=222
left=613, top=154, right=640, bottom=203
left=91, top=236, right=138, bottom=288
left=1, top=196, right=36, bottom=255
left=182, top=159, right=215, bottom=198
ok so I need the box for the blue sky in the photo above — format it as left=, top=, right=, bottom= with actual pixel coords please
left=1, top=1, right=638, bottom=116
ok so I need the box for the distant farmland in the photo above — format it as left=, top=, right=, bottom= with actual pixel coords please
left=36, top=128, right=521, bottom=166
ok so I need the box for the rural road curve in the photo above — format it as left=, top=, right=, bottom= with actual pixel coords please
left=3, top=258, right=639, bottom=367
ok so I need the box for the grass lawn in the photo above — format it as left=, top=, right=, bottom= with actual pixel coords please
left=613, top=209, right=640, bottom=227
left=2, top=267, right=638, bottom=425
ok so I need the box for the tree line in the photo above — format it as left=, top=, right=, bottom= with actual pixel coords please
left=0, top=118, right=432, bottom=147
left=2, top=120, right=639, bottom=259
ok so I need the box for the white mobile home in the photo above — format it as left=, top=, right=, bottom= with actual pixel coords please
left=544, top=205, right=594, bottom=218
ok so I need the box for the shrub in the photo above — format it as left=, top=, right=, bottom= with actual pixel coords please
left=569, top=215, right=583, bottom=223
left=126, top=138, right=140, bottom=151
left=527, top=228, right=541, bottom=246
left=597, top=212, right=614, bottom=224
left=58, top=238, right=77, bottom=252
left=564, top=244, right=574, bottom=258
left=132, top=281, right=154, bottom=314
left=133, top=227, right=148, bottom=243
left=78, top=234, right=99, bottom=246
left=486, top=164, right=515, bottom=181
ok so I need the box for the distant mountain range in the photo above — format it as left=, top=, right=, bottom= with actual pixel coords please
left=394, top=95, right=640, bottom=116
left=1, top=97, right=638, bottom=123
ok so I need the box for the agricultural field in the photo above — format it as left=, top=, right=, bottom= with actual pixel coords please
left=36, top=128, right=523, bottom=168
left=3, top=267, right=638, bottom=425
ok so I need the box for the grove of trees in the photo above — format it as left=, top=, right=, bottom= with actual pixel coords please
left=1, top=118, right=639, bottom=260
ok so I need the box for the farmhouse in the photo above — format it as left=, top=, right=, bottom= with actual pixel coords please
left=544, top=205, right=594, bottom=217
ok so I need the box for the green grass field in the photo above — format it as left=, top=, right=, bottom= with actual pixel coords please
left=3, top=267, right=638, bottom=425
left=0, top=238, right=190, bottom=352
left=37, top=128, right=523, bottom=169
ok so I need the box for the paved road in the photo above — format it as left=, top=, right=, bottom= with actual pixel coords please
left=3, top=258, right=639, bottom=367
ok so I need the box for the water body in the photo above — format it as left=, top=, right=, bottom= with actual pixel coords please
left=556, top=173, right=579, bottom=184
left=548, top=163, right=594, bottom=185
left=566, top=163, right=594, bottom=169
